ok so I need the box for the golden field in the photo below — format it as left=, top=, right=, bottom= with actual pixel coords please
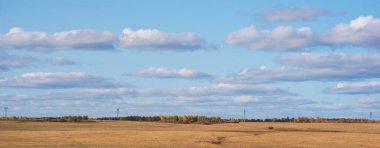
left=1, top=121, right=380, bottom=147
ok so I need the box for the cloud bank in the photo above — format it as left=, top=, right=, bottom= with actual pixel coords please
left=323, top=16, right=380, bottom=50
left=219, top=53, right=380, bottom=83
left=226, top=16, right=380, bottom=51
left=0, top=53, right=75, bottom=71
left=0, top=72, right=121, bottom=88
left=0, top=27, right=215, bottom=51
left=327, top=82, right=380, bottom=95
left=119, top=28, right=216, bottom=51
left=225, top=26, right=319, bottom=51
left=0, top=27, right=117, bottom=51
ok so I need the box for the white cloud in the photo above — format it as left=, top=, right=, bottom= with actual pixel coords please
left=323, top=16, right=380, bottom=49
left=0, top=27, right=215, bottom=52
left=0, top=72, right=121, bottom=88
left=0, top=27, right=117, bottom=51
left=225, top=15, right=380, bottom=51
left=262, top=7, right=343, bottom=22
left=327, top=82, right=380, bottom=94
left=219, top=53, right=380, bottom=83
left=225, top=26, right=319, bottom=51
left=118, top=28, right=216, bottom=51
left=127, top=67, right=213, bottom=79
left=0, top=53, right=75, bottom=71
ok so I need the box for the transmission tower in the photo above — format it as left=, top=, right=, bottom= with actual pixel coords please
left=370, top=112, right=373, bottom=119
left=244, top=108, right=246, bottom=122
left=116, top=108, right=119, bottom=118
left=4, top=107, right=8, bottom=117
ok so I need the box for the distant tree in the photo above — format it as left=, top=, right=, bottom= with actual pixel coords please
left=159, top=116, right=166, bottom=122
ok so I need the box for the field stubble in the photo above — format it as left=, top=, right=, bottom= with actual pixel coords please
left=1, top=121, right=380, bottom=147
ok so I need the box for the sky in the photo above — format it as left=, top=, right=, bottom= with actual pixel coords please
left=1, top=0, right=380, bottom=119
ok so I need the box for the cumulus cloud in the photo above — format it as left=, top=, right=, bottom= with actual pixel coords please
left=0, top=72, right=121, bottom=88
left=0, top=27, right=117, bottom=51
left=225, top=15, right=380, bottom=51
left=323, top=16, right=380, bottom=49
left=225, top=26, right=319, bottom=51
left=0, top=53, right=75, bottom=71
left=0, top=27, right=215, bottom=51
left=262, top=7, right=343, bottom=22
left=126, top=67, right=213, bottom=79
left=326, top=82, right=380, bottom=95
left=219, top=53, right=380, bottom=83
left=118, top=28, right=216, bottom=51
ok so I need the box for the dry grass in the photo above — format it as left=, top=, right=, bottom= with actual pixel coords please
left=1, top=121, right=380, bottom=147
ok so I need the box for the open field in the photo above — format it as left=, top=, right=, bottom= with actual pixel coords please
left=1, top=121, right=380, bottom=147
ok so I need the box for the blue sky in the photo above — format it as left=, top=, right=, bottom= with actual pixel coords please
left=1, top=0, right=380, bottom=119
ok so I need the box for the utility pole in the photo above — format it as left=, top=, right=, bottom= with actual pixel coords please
left=116, top=108, right=119, bottom=118
left=370, top=112, right=373, bottom=120
left=4, top=107, right=8, bottom=117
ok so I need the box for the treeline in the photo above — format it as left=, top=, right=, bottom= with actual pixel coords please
left=1, top=116, right=379, bottom=123
left=0, top=116, right=90, bottom=122
left=97, top=116, right=160, bottom=122
left=158, top=115, right=231, bottom=124
left=240, top=117, right=379, bottom=123
left=97, top=115, right=234, bottom=124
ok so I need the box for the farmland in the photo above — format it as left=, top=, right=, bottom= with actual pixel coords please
left=1, top=121, right=380, bottom=147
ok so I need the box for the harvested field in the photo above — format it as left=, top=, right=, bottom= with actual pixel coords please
left=1, top=121, right=380, bottom=147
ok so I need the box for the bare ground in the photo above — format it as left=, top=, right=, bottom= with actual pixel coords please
left=1, top=121, right=380, bottom=147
